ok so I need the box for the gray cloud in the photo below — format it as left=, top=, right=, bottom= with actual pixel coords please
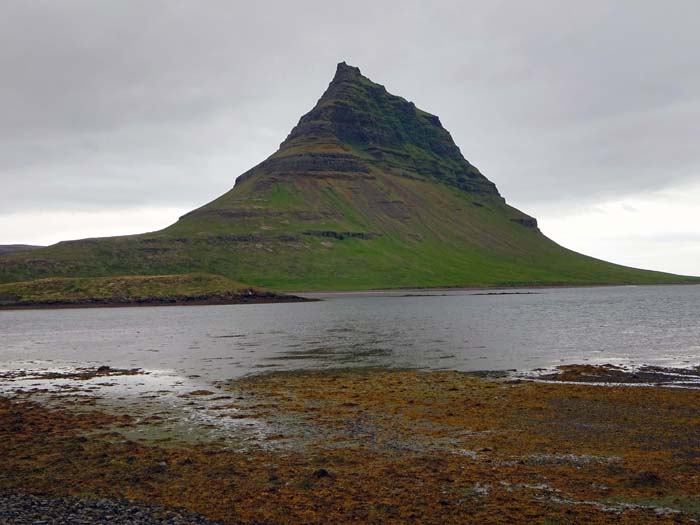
left=1, top=0, right=698, bottom=217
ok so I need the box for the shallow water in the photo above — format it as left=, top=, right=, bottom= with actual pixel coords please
left=1, top=285, right=700, bottom=383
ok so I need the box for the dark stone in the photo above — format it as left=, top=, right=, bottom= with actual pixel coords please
left=630, top=471, right=662, bottom=487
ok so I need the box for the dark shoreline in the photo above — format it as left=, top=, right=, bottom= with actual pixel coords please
left=0, top=293, right=314, bottom=311
left=298, top=281, right=700, bottom=297
left=2, top=282, right=698, bottom=309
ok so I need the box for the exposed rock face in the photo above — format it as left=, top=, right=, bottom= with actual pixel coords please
left=510, top=217, right=539, bottom=229
left=302, top=230, right=379, bottom=240
left=237, top=62, right=500, bottom=196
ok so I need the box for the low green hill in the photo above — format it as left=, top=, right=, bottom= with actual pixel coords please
left=1, top=63, right=696, bottom=291
left=0, top=274, right=302, bottom=308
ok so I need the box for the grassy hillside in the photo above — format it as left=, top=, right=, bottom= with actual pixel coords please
left=0, top=173, right=694, bottom=291
left=0, top=273, right=301, bottom=308
left=0, top=63, right=696, bottom=291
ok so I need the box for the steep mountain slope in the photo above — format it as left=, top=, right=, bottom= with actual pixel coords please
left=0, top=63, right=696, bottom=290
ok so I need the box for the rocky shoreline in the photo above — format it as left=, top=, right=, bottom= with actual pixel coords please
left=0, top=291, right=313, bottom=311
left=531, top=363, right=700, bottom=387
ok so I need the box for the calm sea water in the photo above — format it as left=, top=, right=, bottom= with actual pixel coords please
left=1, top=285, right=699, bottom=382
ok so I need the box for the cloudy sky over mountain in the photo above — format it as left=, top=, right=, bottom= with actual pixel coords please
left=1, top=0, right=698, bottom=274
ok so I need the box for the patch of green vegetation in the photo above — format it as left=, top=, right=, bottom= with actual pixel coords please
left=264, top=182, right=304, bottom=209
left=0, top=273, right=259, bottom=307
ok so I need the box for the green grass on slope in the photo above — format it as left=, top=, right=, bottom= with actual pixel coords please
left=0, top=173, right=697, bottom=291
left=0, top=233, right=695, bottom=292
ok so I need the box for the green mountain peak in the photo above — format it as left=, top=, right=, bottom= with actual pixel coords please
left=1, top=63, right=696, bottom=291
left=267, top=62, right=498, bottom=196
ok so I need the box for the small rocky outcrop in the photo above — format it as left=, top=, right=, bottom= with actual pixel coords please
left=510, top=217, right=539, bottom=229
left=302, top=230, right=379, bottom=240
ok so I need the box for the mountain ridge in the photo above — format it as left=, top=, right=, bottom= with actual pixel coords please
left=0, top=62, right=697, bottom=290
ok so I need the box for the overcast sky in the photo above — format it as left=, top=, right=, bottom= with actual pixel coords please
left=1, top=0, right=698, bottom=275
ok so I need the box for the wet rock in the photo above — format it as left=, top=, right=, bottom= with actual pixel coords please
left=186, top=390, right=215, bottom=396
left=312, top=468, right=332, bottom=479
left=537, top=363, right=700, bottom=387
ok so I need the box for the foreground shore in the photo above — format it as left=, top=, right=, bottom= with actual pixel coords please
left=3, top=367, right=700, bottom=524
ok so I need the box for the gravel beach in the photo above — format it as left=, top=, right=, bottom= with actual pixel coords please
left=0, top=492, right=220, bottom=525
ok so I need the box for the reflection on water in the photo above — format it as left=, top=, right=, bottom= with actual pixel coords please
left=1, top=285, right=700, bottom=385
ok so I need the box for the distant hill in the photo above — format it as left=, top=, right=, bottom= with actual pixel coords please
left=0, top=244, right=43, bottom=256
left=1, top=62, right=697, bottom=290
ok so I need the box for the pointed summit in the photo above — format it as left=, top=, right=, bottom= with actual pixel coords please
left=333, top=61, right=363, bottom=80
left=244, top=62, right=499, bottom=195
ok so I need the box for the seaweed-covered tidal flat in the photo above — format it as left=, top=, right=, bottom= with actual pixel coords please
left=3, top=366, right=700, bottom=524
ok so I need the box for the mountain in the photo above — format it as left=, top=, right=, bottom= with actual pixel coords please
left=0, top=245, right=43, bottom=256
left=0, top=62, right=696, bottom=290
